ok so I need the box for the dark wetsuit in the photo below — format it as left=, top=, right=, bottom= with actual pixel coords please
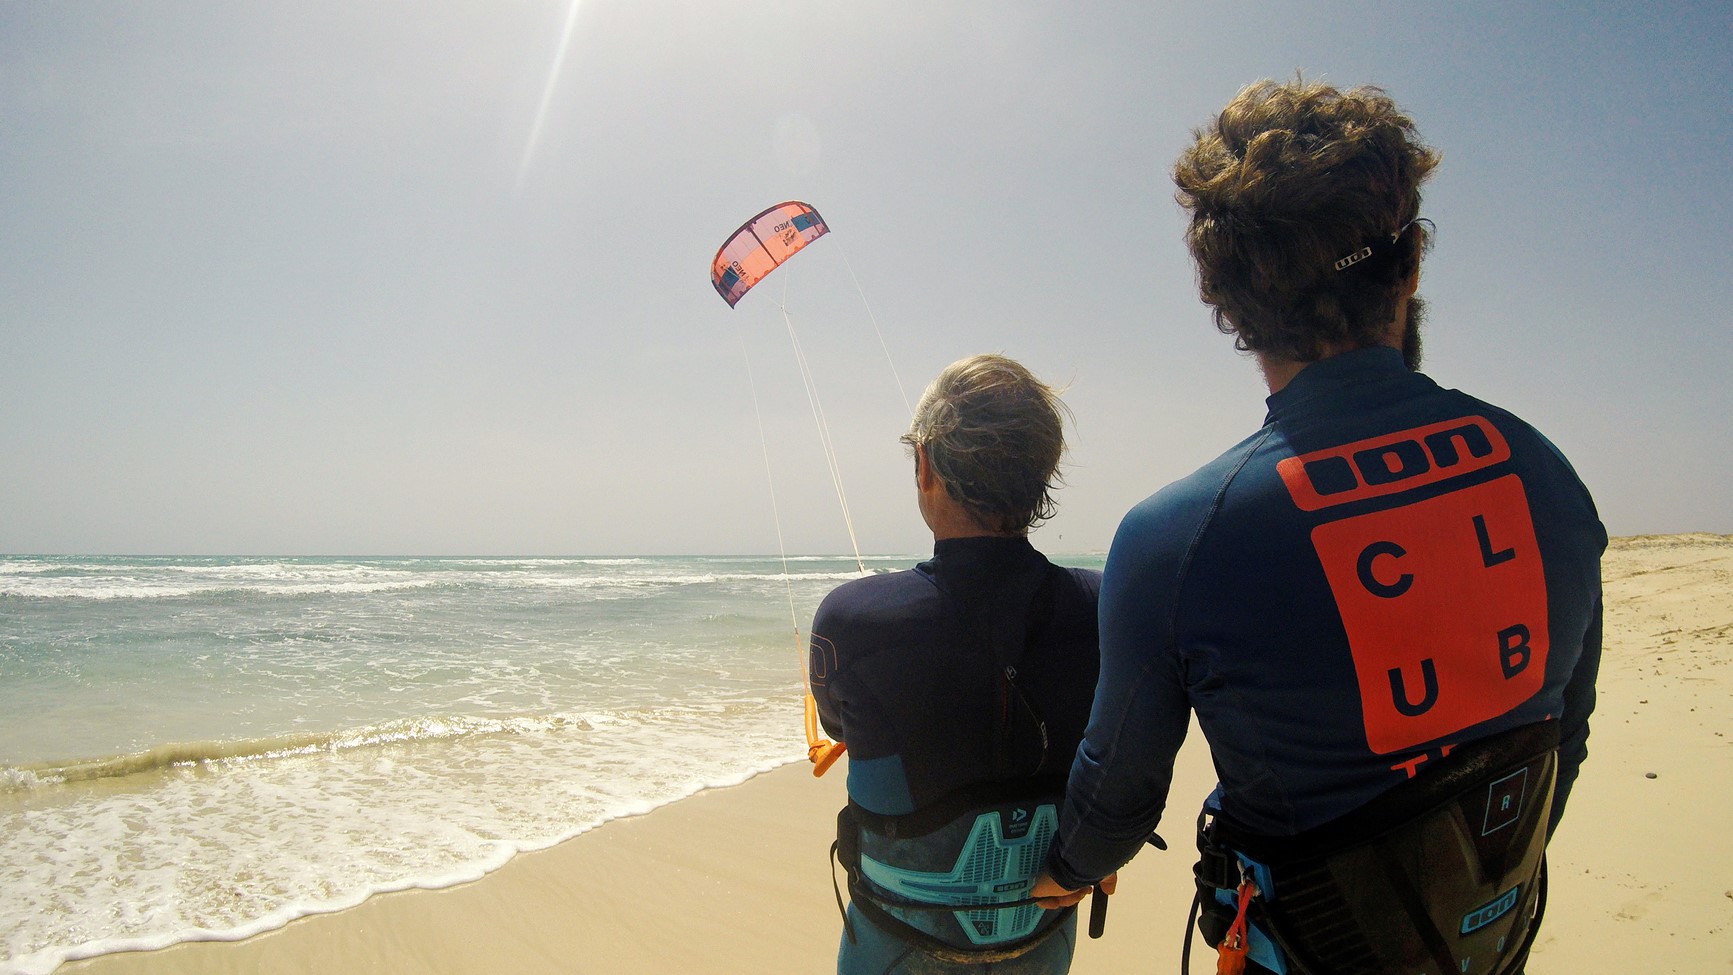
left=1046, top=348, right=1605, bottom=971
left=810, top=536, right=1101, bottom=975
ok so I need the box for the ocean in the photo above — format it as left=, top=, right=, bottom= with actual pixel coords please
left=0, top=553, right=1102, bottom=974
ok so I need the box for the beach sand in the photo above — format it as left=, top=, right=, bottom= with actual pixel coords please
left=61, top=534, right=1732, bottom=974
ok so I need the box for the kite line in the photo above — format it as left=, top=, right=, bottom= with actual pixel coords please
left=712, top=200, right=910, bottom=777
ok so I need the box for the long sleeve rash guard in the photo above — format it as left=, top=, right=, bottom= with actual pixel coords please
left=1047, top=347, right=1606, bottom=891
left=809, top=536, right=1101, bottom=817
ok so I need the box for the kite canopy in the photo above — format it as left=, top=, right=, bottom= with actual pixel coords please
left=711, top=201, right=829, bottom=308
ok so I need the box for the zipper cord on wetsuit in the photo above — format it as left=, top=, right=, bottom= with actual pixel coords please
left=999, top=665, right=1050, bottom=776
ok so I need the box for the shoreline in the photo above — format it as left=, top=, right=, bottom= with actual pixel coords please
left=47, top=535, right=1733, bottom=973
left=52, top=738, right=1225, bottom=975
left=28, top=758, right=803, bottom=975
left=58, top=760, right=864, bottom=975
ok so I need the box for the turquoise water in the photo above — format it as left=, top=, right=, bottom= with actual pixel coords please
left=0, top=554, right=1107, bottom=973
left=6, top=554, right=1116, bottom=974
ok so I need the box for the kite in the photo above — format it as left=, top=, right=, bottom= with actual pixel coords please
left=711, top=201, right=830, bottom=308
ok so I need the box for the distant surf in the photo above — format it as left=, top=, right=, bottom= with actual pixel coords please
left=11, top=554, right=1121, bottom=975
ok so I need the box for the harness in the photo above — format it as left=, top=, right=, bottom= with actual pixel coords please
left=1188, top=721, right=1559, bottom=975
left=831, top=777, right=1076, bottom=963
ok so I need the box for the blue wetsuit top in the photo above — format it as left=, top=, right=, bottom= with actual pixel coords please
left=1047, top=347, right=1606, bottom=891
left=809, top=536, right=1101, bottom=818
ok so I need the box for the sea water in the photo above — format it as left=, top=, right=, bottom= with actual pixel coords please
left=0, top=554, right=1111, bottom=974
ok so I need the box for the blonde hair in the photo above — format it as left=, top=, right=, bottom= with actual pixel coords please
left=899, top=354, right=1070, bottom=534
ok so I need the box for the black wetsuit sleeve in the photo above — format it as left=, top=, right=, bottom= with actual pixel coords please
left=1046, top=506, right=1193, bottom=890
left=1549, top=591, right=1602, bottom=835
left=807, top=585, right=910, bottom=797
left=809, top=597, right=846, bottom=743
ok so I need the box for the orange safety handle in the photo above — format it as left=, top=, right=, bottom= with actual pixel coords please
left=1216, top=878, right=1258, bottom=975
left=804, top=692, right=847, bottom=777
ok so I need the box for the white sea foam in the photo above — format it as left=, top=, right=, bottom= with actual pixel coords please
left=515, top=570, right=871, bottom=589
left=0, top=554, right=863, bottom=973
left=0, top=561, right=876, bottom=601
left=0, top=561, right=436, bottom=601
left=0, top=579, right=442, bottom=601
left=8, top=755, right=794, bottom=975
left=0, top=703, right=805, bottom=974
left=0, top=769, right=57, bottom=791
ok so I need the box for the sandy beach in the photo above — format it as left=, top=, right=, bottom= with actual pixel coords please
left=59, top=534, right=1731, bottom=974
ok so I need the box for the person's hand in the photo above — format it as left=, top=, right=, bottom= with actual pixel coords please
left=1030, top=873, right=1087, bottom=909
left=1030, top=871, right=1118, bottom=909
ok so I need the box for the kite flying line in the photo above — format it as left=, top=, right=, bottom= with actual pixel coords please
left=710, top=200, right=907, bottom=777
left=729, top=327, right=829, bottom=770
left=834, top=238, right=912, bottom=417
left=778, top=280, right=866, bottom=576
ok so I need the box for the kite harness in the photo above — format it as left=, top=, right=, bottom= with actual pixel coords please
left=831, top=777, right=1075, bottom=963
left=1185, top=721, right=1558, bottom=975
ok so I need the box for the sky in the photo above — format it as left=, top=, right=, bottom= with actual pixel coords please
left=2, top=1, right=1728, bottom=556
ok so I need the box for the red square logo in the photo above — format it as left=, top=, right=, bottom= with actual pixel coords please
left=1309, top=475, right=1548, bottom=754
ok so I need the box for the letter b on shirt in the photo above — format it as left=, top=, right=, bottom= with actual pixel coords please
left=1308, top=474, right=1550, bottom=754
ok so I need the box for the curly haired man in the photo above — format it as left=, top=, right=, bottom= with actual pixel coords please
left=1035, top=80, right=1605, bottom=975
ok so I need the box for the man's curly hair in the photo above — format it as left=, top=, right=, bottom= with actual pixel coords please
left=1174, top=79, right=1440, bottom=363
left=899, top=354, right=1070, bottom=535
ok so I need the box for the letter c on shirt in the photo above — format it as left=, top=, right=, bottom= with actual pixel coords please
left=1356, top=541, right=1414, bottom=598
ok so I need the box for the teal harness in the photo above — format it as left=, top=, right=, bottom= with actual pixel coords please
left=833, top=780, right=1075, bottom=963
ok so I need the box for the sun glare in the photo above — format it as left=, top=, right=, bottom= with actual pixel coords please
left=517, top=0, right=585, bottom=192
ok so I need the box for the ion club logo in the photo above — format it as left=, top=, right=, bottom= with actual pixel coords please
left=1279, top=418, right=1549, bottom=754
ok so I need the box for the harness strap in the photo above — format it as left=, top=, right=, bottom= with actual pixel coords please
left=1486, top=856, right=1547, bottom=975
left=1183, top=887, right=1202, bottom=975
left=829, top=840, right=857, bottom=945
left=1375, top=832, right=1458, bottom=975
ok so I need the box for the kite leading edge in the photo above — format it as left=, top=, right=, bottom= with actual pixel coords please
left=711, top=201, right=830, bottom=308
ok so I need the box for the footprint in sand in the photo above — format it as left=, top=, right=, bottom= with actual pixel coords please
left=1613, top=890, right=1666, bottom=921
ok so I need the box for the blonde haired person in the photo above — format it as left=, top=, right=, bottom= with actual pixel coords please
left=813, top=355, right=1105, bottom=975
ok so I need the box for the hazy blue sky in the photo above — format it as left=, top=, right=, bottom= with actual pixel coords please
left=3, top=1, right=1728, bottom=556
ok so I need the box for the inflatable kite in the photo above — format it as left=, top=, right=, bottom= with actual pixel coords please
left=710, top=201, right=829, bottom=308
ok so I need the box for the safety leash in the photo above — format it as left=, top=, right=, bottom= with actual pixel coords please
left=1215, top=876, right=1259, bottom=975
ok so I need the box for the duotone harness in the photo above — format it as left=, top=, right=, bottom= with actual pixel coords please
left=832, top=776, right=1075, bottom=963
left=1189, top=721, right=1559, bottom=975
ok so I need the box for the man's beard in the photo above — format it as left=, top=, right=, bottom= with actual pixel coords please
left=1403, top=295, right=1426, bottom=370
